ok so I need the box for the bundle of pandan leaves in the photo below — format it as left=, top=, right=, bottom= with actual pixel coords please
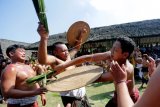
left=26, top=56, right=57, bottom=86
left=27, top=0, right=50, bottom=86
left=32, top=0, right=49, bottom=32
left=26, top=69, right=56, bottom=85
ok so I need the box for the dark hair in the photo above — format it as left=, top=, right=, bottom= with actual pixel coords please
left=116, top=36, right=136, bottom=58
left=51, top=42, right=65, bottom=51
left=6, top=44, right=25, bottom=58
left=142, top=54, right=149, bottom=59
left=155, top=58, right=160, bottom=67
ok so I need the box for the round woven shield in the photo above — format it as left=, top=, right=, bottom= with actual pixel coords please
left=67, top=21, right=90, bottom=46
left=45, top=65, right=103, bottom=92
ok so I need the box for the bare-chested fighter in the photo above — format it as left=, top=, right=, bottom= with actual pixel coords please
left=1, top=44, right=47, bottom=107
left=37, top=24, right=91, bottom=107
left=54, top=36, right=140, bottom=107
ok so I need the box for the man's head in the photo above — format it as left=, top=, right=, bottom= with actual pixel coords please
left=51, top=42, right=69, bottom=61
left=155, top=58, right=160, bottom=67
left=111, top=36, right=136, bottom=61
left=6, top=44, right=26, bottom=61
left=142, top=54, right=149, bottom=60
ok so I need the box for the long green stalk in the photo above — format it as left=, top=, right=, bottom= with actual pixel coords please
left=32, top=0, right=49, bottom=32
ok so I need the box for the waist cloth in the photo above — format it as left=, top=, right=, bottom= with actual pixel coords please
left=7, top=96, right=37, bottom=106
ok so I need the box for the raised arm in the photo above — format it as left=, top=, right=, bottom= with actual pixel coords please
left=148, top=56, right=156, bottom=76
left=37, top=24, right=57, bottom=65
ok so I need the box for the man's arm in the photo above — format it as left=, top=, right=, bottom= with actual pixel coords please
left=110, top=61, right=134, bottom=107
left=54, top=51, right=111, bottom=71
left=95, top=71, right=113, bottom=82
left=37, top=24, right=57, bottom=65
left=148, top=56, right=156, bottom=76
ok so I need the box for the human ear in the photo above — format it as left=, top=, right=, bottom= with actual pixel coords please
left=53, top=50, right=58, bottom=56
left=9, top=51, right=14, bottom=57
left=123, top=52, right=129, bottom=59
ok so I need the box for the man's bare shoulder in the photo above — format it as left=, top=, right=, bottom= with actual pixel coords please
left=1, top=64, right=17, bottom=77
left=4, top=64, right=16, bottom=71
left=47, top=55, right=63, bottom=65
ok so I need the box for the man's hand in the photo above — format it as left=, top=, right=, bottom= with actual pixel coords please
left=37, top=23, right=49, bottom=39
left=41, top=94, right=46, bottom=106
left=34, top=87, right=48, bottom=95
left=74, top=28, right=87, bottom=50
left=69, top=28, right=87, bottom=58
left=110, top=61, right=127, bottom=84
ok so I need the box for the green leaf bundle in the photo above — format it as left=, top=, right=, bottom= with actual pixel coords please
left=26, top=70, right=55, bottom=84
left=32, top=0, right=49, bottom=32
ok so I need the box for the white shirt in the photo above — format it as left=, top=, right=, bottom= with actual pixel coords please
left=60, top=87, right=86, bottom=98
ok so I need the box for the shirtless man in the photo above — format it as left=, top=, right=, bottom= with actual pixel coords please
left=54, top=36, right=139, bottom=107
left=141, top=54, right=150, bottom=87
left=1, top=44, right=47, bottom=107
left=147, top=55, right=155, bottom=77
left=37, top=24, right=90, bottom=107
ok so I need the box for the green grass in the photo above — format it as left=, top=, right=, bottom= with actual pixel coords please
left=0, top=81, right=146, bottom=107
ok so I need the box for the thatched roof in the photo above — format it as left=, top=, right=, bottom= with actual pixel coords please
left=26, top=19, right=160, bottom=49
left=0, top=39, right=30, bottom=58
left=89, top=19, right=160, bottom=41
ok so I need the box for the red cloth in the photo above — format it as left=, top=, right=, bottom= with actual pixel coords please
left=130, top=87, right=140, bottom=103
left=7, top=101, right=38, bottom=107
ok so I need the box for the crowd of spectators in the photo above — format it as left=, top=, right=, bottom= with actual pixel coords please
left=131, top=45, right=160, bottom=88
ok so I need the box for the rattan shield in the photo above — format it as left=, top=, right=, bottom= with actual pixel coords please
left=67, top=21, right=90, bottom=46
left=45, top=65, right=103, bottom=92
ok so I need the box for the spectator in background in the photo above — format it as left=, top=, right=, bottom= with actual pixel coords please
left=134, top=47, right=142, bottom=59
left=155, top=58, right=160, bottom=67
left=134, top=57, right=143, bottom=80
left=0, top=59, right=8, bottom=104
left=141, top=54, right=150, bottom=88
left=0, top=59, right=7, bottom=76
left=147, top=55, right=156, bottom=77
